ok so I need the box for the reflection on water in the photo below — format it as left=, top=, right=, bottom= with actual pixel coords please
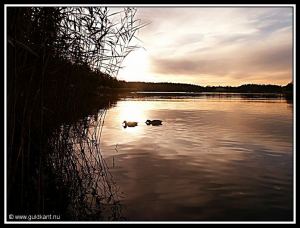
left=49, top=110, right=126, bottom=221
left=100, top=96, right=293, bottom=221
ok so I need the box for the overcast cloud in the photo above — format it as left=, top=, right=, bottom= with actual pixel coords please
left=117, top=7, right=293, bottom=86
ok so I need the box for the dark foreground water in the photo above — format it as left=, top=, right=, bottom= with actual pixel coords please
left=98, top=94, right=293, bottom=221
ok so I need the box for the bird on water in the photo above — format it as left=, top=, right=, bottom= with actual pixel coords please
left=145, top=119, right=163, bottom=126
left=122, top=121, right=138, bottom=128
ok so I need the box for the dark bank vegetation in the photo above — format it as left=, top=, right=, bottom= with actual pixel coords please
left=6, top=7, right=144, bottom=220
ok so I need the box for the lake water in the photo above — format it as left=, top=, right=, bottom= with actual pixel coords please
left=66, top=94, right=292, bottom=221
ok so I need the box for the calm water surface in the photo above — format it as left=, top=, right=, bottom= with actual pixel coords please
left=99, top=96, right=293, bottom=221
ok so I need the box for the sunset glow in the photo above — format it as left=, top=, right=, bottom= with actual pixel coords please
left=117, top=7, right=293, bottom=86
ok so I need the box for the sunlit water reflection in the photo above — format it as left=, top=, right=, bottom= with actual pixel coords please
left=99, top=96, right=293, bottom=221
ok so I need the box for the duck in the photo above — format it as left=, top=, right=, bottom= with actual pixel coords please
left=122, top=120, right=138, bottom=128
left=145, top=119, right=163, bottom=126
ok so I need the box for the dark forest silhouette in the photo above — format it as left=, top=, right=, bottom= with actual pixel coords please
left=97, top=79, right=293, bottom=94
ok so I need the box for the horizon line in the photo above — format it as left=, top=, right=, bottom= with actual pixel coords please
left=116, top=80, right=293, bottom=87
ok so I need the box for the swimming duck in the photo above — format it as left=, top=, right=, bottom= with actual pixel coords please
left=122, top=121, right=138, bottom=128
left=145, top=119, right=163, bottom=126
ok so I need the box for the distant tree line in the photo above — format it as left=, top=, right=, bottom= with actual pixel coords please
left=98, top=77, right=293, bottom=94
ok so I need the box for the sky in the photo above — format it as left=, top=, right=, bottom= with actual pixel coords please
left=115, top=6, right=293, bottom=86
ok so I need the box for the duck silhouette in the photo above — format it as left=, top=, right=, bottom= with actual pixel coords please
left=122, top=120, right=138, bottom=128
left=145, top=119, right=163, bottom=126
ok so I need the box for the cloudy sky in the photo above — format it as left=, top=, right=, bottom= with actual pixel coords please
left=116, top=6, right=293, bottom=86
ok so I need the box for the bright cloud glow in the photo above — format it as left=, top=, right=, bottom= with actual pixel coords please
left=117, top=7, right=293, bottom=86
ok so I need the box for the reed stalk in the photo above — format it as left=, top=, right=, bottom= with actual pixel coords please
left=6, top=6, right=144, bottom=220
